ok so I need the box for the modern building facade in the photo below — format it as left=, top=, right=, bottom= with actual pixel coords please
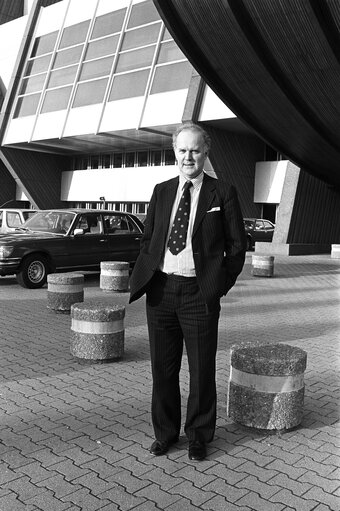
left=0, top=0, right=338, bottom=253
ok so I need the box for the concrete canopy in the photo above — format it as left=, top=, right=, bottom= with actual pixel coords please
left=153, top=0, right=340, bottom=188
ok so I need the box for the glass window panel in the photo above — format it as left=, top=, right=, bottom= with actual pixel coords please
left=137, top=151, right=148, bottom=166
left=73, top=78, right=108, bottom=108
left=91, top=155, right=99, bottom=169
left=31, top=31, right=58, bottom=57
left=116, top=46, right=155, bottom=73
left=157, top=41, right=185, bottom=63
left=127, top=0, right=159, bottom=28
left=47, top=65, right=77, bottom=88
left=151, top=150, right=162, bottom=165
left=125, top=152, right=135, bottom=167
left=41, top=86, right=72, bottom=113
left=85, top=35, right=119, bottom=60
left=59, top=20, right=90, bottom=49
left=20, top=73, right=46, bottom=94
left=121, top=24, right=160, bottom=51
left=102, top=154, right=111, bottom=168
left=113, top=153, right=123, bottom=167
left=150, top=61, right=192, bottom=94
left=92, top=8, right=126, bottom=39
left=13, top=93, right=40, bottom=118
left=25, top=54, right=52, bottom=76
left=109, top=69, right=149, bottom=101
left=53, top=46, right=83, bottom=68
left=79, top=55, right=114, bottom=81
left=164, top=149, right=175, bottom=165
left=162, top=28, right=172, bottom=40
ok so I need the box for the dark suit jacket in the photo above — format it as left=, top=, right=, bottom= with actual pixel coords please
left=129, top=173, right=246, bottom=310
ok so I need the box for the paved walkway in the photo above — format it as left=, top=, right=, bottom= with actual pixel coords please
left=0, top=254, right=339, bottom=510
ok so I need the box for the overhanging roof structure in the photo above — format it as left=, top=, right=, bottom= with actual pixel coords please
left=154, top=0, right=340, bottom=187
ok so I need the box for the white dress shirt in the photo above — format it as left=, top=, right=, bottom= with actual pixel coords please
left=160, top=171, right=204, bottom=276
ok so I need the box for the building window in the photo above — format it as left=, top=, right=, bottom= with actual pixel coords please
left=127, top=0, right=160, bottom=29
left=53, top=46, right=83, bottom=68
left=31, top=31, right=58, bottom=57
left=25, top=54, right=52, bottom=76
left=85, top=34, right=119, bottom=60
left=79, top=55, right=114, bottom=81
left=72, top=78, right=108, bottom=108
left=59, top=20, right=90, bottom=49
left=151, top=150, right=162, bottom=166
left=113, top=153, right=123, bottom=167
left=102, top=154, right=111, bottom=168
left=41, top=86, right=72, bottom=113
left=14, top=93, right=41, bottom=118
left=91, top=8, right=126, bottom=39
left=116, top=46, right=155, bottom=73
left=164, top=149, right=175, bottom=165
left=109, top=69, right=149, bottom=101
left=151, top=61, right=192, bottom=94
left=20, top=73, right=46, bottom=95
left=137, top=151, right=148, bottom=167
left=125, top=152, right=135, bottom=167
left=47, top=65, right=77, bottom=88
left=121, top=24, right=160, bottom=51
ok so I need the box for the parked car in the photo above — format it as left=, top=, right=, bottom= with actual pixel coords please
left=243, top=218, right=275, bottom=250
left=0, top=208, right=37, bottom=234
left=0, top=209, right=144, bottom=288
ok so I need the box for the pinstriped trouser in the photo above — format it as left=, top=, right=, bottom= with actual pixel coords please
left=146, top=271, right=220, bottom=443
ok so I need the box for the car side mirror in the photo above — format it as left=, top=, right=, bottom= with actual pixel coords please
left=73, top=228, right=84, bottom=235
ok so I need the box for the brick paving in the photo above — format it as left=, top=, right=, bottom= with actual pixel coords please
left=0, top=253, right=339, bottom=510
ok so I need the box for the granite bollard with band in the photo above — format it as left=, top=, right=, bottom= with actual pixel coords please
left=100, top=261, right=129, bottom=292
left=47, top=272, right=84, bottom=313
left=228, top=342, right=307, bottom=430
left=251, top=255, right=274, bottom=277
left=70, top=300, right=125, bottom=362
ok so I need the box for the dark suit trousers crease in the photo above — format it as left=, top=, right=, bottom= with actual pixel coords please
left=146, top=272, right=220, bottom=443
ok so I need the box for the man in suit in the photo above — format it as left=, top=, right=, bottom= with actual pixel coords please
left=129, top=122, right=246, bottom=461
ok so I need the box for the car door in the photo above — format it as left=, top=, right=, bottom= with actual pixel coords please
left=64, top=213, right=110, bottom=268
left=105, top=213, right=142, bottom=263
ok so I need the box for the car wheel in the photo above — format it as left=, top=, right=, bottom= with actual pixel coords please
left=246, top=236, right=252, bottom=251
left=16, top=254, right=49, bottom=289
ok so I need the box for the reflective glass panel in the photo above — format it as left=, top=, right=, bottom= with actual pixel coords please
left=47, top=65, right=78, bottom=88
left=113, top=153, right=123, bottom=167
left=116, top=46, right=155, bottom=73
left=20, top=73, right=46, bottom=94
left=85, top=35, right=119, bottom=60
left=41, top=86, right=72, bottom=113
left=79, top=56, right=114, bottom=81
left=109, top=69, right=149, bottom=101
left=92, top=8, right=126, bottom=39
left=31, top=31, right=58, bottom=57
left=150, top=61, right=192, bottom=94
left=157, top=41, right=185, bottom=63
left=121, top=24, right=160, bottom=51
left=13, top=93, right=40, bottom=118
left=125, top=152, right=135, bottom=167
left=53, top=46, right=83, bottom=68
left=127, top=0, right=159, bottom=28
left=59, top=20, right=90, bottom=49
left=73, top=78, right=108, bottom=108
left=25, top=54, right=52, bottom=76
left=137, top=151, right=148, bottom=166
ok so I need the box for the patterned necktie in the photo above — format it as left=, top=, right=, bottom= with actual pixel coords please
left=168, top=180, right=193, bottom=255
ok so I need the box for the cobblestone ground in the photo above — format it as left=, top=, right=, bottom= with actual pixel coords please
left=0, top=254, right=339, bottom=510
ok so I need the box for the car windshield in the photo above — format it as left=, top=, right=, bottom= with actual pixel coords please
left=20, top=211, right=76, bottom=234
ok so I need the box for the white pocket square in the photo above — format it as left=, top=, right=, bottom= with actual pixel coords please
left=207, top=207, right=220, bottom=213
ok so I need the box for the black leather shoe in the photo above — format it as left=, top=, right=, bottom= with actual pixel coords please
left=150, top=439, right=176, bottom=456
left=188, top=440, right=206, bottom=461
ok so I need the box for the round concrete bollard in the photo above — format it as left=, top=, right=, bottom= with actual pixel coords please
left=70, top=300, right=125, bottom=362
left=228, top=342, right=307, bottom=430
left=47, top=272, right=84, bottom=313
left=331, top=244, right=340, bottom=259
left=100, top=261, right=129, bottom=292
left=251, top=255, right=274, bottom=277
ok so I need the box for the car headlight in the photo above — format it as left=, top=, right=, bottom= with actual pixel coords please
left=0, top=246, right=14, bottom=258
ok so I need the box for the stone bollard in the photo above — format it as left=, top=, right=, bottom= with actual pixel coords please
left=70, top=300, right=125, bottom=362
left=228, top=342, right=307, bottom=430
left=331, top=244, right=340, bottom=259
left=100, top=261, right=130, bottom=292
left=251, top=254, right=274, bottom=277
left=47, top=272, right=84, bottom=313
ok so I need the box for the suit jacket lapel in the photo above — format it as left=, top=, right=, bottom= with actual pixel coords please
left=161, top=176, right=179, bottom=244
left=193, top=174, right=216, bottom=237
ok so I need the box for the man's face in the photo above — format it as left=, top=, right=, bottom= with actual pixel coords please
left=173, top=129, right=208, bottom=179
